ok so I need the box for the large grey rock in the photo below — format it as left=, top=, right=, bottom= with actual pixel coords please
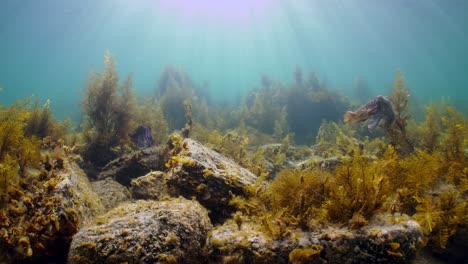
left=55, top=162, right=105, bottom=227
left=92, top=178, right=131, bottom=210
left=97, top=146, right=166, bottom=186
left=68, top=198, right=212, bottom=264
left=166, top=138, right=257, bottom=222
left=209, top=215, right=424, bottom=264
left=130, top=171, right=168, bottom=200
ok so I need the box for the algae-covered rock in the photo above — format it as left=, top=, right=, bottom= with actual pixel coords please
left=209, top=216, right=424, bottom=264
left=68, top=198, right=212, bottom=264
left=92, top=178, right=131, bottom=210
left=55, top=162, right=105, bottom=226
left=97, top=146, right=165, bottom=185
left=0, top=161, right=104, bottom=263
left=130, top=171, right=168, bottom=200
left=166, top=138, right=257, bottom=222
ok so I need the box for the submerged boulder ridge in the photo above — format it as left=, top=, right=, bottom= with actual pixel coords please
left=209, top=216, right=424, bottom=264
left=68, top=198, right=212, bottom=264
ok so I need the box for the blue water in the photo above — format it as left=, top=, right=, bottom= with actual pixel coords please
left=1, top=0, right=467, bottom=119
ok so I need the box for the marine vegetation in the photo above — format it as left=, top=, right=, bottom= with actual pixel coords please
left=289, top=244, right=323, bottom=264
left=387, top=70, right=414, bottom=154
left=242, top=76, right=287, bottom=136
left=24, top=98, right=71, bottom=141
left=417, top=103, right=441, bottom=153
left=80, top=52, right=137, bottom=167
left=286, top=69, right=349, bottom=145
left=0, top=100, right=81, bottom=263
left=156, top=66, right=194, bottom=131
left=229, top=89, right=467, bottom=257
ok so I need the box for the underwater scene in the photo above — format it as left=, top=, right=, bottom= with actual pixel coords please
left=1, top=1, right=467, bottom=263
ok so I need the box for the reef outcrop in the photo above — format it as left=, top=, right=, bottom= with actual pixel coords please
left=209, top=216, right=424, bottom=264
left=68, top=198, right=212, bottom=264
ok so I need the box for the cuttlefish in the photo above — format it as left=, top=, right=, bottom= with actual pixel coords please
left=129, top=125, right=155, bottom=148
left=344, top=95, right=395, bottom=132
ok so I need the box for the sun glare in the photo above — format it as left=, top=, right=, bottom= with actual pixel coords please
left=158, top=0, right=271, bottom=24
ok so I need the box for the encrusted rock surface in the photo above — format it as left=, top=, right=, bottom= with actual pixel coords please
left=166, top=138, right=257, bottom=222
left=68, top=198, right=213, bottom=264
left=92, top=178, right=131, bottom=210
left=0, top=161, right=104, bottom=263
left=209, top=216, right=424, bottom=264
left=97, top=146, right=165, bottom=185
left=55, top=162, right=105, bottom=227
left=130, top=171, right=168, bottom=200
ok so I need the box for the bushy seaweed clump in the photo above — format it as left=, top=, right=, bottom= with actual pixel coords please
left=0, top=100, right=80, bottom=262
left=387, top=70, right=414, bottom=154
left=81, top=52, right=137, bottom=167
left=0, top=102, right=41, bottom=206
left=24, top=98, right=71, bottom=142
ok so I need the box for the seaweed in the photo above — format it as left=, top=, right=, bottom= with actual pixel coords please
left=267, top=168, right=329, bottom=229
left=114, top=74, right=137, bottom=147
left=399, top=149, right=442, bottom=199
left=286, top=70, right=349, bottom=145
left=181, top=98, right=193, bottom=138
left=387, top=70, right=414, bottom=154
left=0, top=102, right=41, bottom=191
left=156, top=66, right=194, bottom=131
left=413, top=187, right=467, bottom=252
left=289, top=245, right=323, bottom=264
left=244, top=81, right=286, bottom=135
left=418, top=103, right=441, bottom=152
left=314, top=120, right=361, bottom=158
left=0, top=100, right=80, bottom=262
left=81, top=52, right=137, bottom=166
left=24, top=98, right=71, bottom=142
left=321, top=148, right=392, bottom=224
left=0, top=154, right=18, bottom=208
left=440, top=106, right=467, bottom=162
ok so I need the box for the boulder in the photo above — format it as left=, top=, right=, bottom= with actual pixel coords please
left=209, top=215, right=424, bottom=264
left=68, top=198, right=212, bottom=264
left=55, top=162, right=105, bottom=226
left=0, top=161, right=104, bottom=263
left=92, top=178, right=132, bottom=210
left=166, top=138, right=257, bottom=222
left=97, top=146, right=165, bottom=186
left=130, top=171, right=168, bottom=200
